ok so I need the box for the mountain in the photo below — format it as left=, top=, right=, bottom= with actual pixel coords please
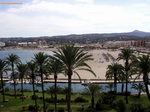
left=97, top=30, right=150, bottom=37
left=122, top=30, right=150, bottom=37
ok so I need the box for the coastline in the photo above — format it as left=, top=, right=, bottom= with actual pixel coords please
left=1, top=48, right=143, bottom=83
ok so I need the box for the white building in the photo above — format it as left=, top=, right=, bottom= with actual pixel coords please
left=0, top=42, right=5, bottom=47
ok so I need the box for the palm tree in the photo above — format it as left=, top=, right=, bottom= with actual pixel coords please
left=118, top=48, right=135, bottom=104
left=53, top=44, right=96, bottom=112
left=33, top=52, right=48, bottom=112
left=131, top=83, right=145, bottom=98
left=16, top=63, right=27, bottom=101
left=118, top=73, right=126, bottom=93
left=84, top=84, right=103, bottom=109
left=133, top=55, right=150, bottom=101
left=46, top=57, right=63, bottom=112
left=6, top=54, right=20, bottom=99
left=106, top=62, right=124, bottom=96
left=27, top=61, right=38, bottom=111
left=0, top=59, right=8, bottom=102
left=105, top=83, right=113, bottom=92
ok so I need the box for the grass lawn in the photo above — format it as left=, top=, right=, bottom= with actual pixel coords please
left=0, top=91, right=149, bottom=112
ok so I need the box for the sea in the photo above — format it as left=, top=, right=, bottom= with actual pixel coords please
left=0, top=50, right=139, bottom=93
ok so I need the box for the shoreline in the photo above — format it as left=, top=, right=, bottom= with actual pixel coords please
left=1, top=48, right=143, bottom=84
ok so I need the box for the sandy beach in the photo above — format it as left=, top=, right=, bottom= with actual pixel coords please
left=46, top=49, right=124, bottom=82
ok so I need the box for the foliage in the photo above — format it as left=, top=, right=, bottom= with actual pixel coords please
left=95, top=101, right=111, bottom=111
left=57, top=107, right=65, bottom=112
left=117, top=48, right=135, bottom=104
left=105, top=83, right=114, bottom=91
left=46, top=85, right=63, bottom=97
left=116, top=92, right=131, bottom=96
left=100, top=92, right=115, bottom=106
left=0, top=81, right=6, bottom=90
left=45, top=98, right=66, bottom=103
left=115, top=100, right=126, bottom=112
left=74, top=96, right=88, bottom=102
left=31, top=95, right=38, bottom=100
left=129, top=102, right=146, bottom=112
left=132, top=55, right=150, bottom=101
left=28, top=105, right=39, bottom=111
left=53, top=44, right=96, bottom=112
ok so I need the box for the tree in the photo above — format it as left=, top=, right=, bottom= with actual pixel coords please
left=105, top=83, right=113, bottom=92
left=33, top=52, right=48, bottom=112
left=131, top=83, right=145, bottom=98
left=53, top=44, right=96, bottom=112
left=46, top=57, right=63, bottom=112
left=16, top=63, right=27, bottom=101
left=27, top=61, right=38, bottom=111
left=46, top=85, right=62, bottom=98
left=106, top=62, right=124, bottom=96
left=133, top=55, right=150, bottom=101
left=118, top=48, right=135, bottom=104
left=0, top=59, right=8, bottom=102
left=6, top=54, right=20, bottom=99
left=84, top=84, right=103, bottom=109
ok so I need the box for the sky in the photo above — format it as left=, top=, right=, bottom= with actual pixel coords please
left=1, top=0, right=150, bottom=37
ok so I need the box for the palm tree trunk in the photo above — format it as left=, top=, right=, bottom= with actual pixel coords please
left=40, top=68, right=46, bottom=112
left=12, top=64, right=17, bottom=99
left=121, top=83, right=124, bottom=93
left=143, top=75, right=150, bottom=102
left=125, top=75, right=128, bottom=104
left=21, top=79, right=24, bottom=101
left=32, top=75, right=38, bottom=112
left=67, top=75, right=72, bottom=112
left=54, top=75, right=57, bottom=112
left=91, top=94, right=94, bottom=109
left=125, top=62, right=128, bottom=104
left=0, top=72, right=5, bottom=103
left=114, top=73, right=117, bottom=97
left=138, top=92, right=141, bottom=98
left=14, top=79, right=17, bottom=99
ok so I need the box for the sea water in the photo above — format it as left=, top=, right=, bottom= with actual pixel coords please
left=0, top=50, right=139, bottom=93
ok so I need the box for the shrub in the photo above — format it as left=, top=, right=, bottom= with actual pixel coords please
left=4, top=87, right=10, bottom=92
left=48, top=109, right=54, bottom=112
left=95, top=101, right=111, bottom=111
left=117, top=92, right=131, bottom=96
left=35, top=90, right=39, bottom=92
left=31, top=95, right=38, bottom=100
left=38, top=96, right=43, bottom=100
left=85, top=108, right=96, bottom=112
left=130, top=102, right=146, bottom=112
left=115, top=100, right=126, bottom=112
left=74, top=97, right=88, bottom=103
left=58, top=107, right=65, bottom=112
left=45, top=98, right=67, bottom=103
left=28, top=105, right=36, bottom=111
left=100, top=92, right=115, bottom=105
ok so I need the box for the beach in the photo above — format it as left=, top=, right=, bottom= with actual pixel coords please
left=48, top=49, right=123, bottom=82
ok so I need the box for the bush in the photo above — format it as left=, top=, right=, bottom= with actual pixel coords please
left=28, top=105, right=36, bottom=111
left=95, top=101, right=111, bottom=111
left=38, top=96, right=43, bottom=100
left=4, top=87, right=10, bottom=92
left=117, top=92, right=131, bottom=96
left=115, top=100, right=126, bottom=112
left=85, top=108, right=96, bottom=112
left=31, top=95, right=38, bottom=100
left=58, top=107, right=65, bottom=112
left=130, top=102, right=146, bottom=112
left=74, top=97, right=88, bottom=103
left=45, top=98, right=66, bottom=103
left=100, top=92, right=115, bottom=105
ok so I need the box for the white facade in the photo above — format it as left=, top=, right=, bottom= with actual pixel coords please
left=0, top=42, right=5, bottom=47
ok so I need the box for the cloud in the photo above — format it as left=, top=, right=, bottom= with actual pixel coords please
left=1, top=0, right=150, bottom=37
